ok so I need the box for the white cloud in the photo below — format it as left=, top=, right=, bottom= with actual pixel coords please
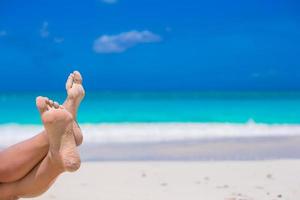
left=40, top=21, right=49, bottom=38
left=0, top=30, right=7, bottom=37
left=54, top=37, right=64, bottom=43
left=102, top=0, right=117, bottom=4
left=93, top=30, right=161, bottom=53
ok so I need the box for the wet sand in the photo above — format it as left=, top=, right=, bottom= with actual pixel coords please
left=79, top=136, right=300, bottom=161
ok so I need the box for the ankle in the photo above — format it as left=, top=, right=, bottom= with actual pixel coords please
left=38, top=131, right=49, bottom=147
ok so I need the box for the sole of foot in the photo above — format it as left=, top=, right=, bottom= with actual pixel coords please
left=63, top=71, right=85, bottom=146
left=36, top=96, right=81, bottom=172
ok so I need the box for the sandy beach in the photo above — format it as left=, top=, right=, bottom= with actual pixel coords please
left=1, top=124, right=300, bottom=199
left=32, top=160, right=300, bottom=200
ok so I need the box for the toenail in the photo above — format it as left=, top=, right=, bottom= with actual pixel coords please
left=54, top=102, right=59, bottom=107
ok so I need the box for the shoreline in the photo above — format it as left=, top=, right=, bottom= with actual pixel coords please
left=2, top=123, right=300, bottom=161
left=79, top=135, right=300, bottom=161
left=1, top=122, right=300, bottom=145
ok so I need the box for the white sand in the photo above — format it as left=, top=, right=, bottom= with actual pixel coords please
left=32, top=160, right=300, bottom=200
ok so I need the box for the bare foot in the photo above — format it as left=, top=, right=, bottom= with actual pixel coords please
left=63, top=71, right=85, bottom=145
left=36, top=97, right=81, bottom=172
left=63, top=71, right=85, bottom=120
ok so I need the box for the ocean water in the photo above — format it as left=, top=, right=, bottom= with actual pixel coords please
left=1, top=91, right=300, bottom=146
left=0, top=91, right=300, bottom=124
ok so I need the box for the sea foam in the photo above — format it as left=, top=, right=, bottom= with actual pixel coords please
left=1, top=122, right=300, bottom=147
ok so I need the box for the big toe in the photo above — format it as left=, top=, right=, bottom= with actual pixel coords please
left=73, top=71, right=82, bottom=84
left=36, top=96, right=49, bottom=114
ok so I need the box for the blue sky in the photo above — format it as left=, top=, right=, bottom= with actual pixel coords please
left=0, top=0, right=300, bottom=91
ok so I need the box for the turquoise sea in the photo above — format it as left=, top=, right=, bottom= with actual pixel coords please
left=2, top=91, right=300, bottom=160
left=0, top=91, right=300, bottom=124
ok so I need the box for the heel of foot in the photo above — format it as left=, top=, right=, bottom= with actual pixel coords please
left=48, top=150, right=81, bottom=172
left=63, top=157, right=81, bottom=172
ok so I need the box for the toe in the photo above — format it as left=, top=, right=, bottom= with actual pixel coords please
left=53, top=101, right=60, bottom=109
left=66, top=73, right=74, bottom=90
left=48, top=100, right=54, bottom=106
left=36, top=96, right=48, bottom=114
left=46, top=99, right=55, bottom=110
left=73, top=71, right=82, bottom=84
